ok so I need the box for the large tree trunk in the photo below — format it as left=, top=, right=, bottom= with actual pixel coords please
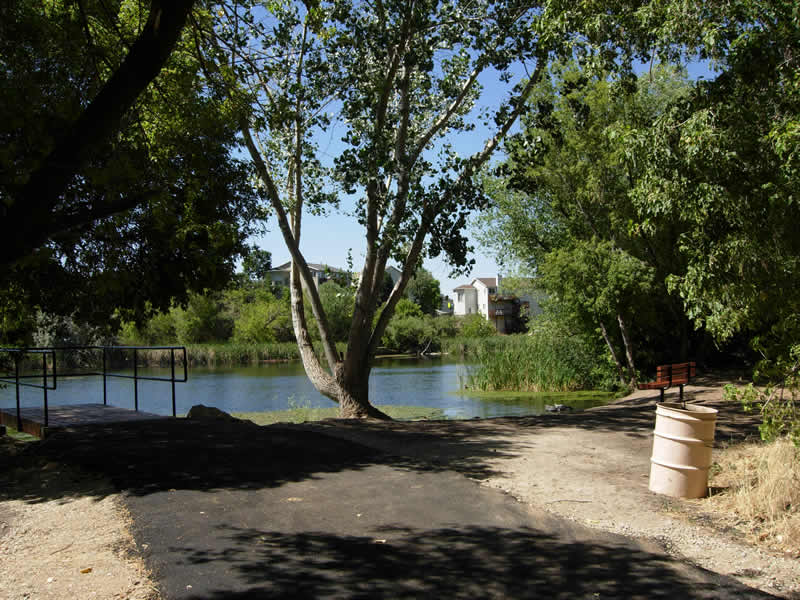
left=334, top=364, right=389, bottom=419
left=287, top=257, right=390, bottom=419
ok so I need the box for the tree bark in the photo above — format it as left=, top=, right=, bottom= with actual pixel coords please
left=617, top=313, right=638, bottom=386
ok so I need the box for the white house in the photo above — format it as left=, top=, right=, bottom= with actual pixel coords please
left=452, top=275, right=540, bottom=333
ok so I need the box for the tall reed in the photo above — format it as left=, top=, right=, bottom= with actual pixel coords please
left=136, top=342, right=347, bottom=367
left=440, top=336, right=496, bottom=356
left=465, top=331, right=600, bottom=392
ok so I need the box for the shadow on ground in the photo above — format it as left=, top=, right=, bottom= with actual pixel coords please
left=0, top=374, right=780, bottom=600
left=0, top=419, right=420, bottom=503
left=0, top=375, right=762, bottom=504
left=294, top=375, right=764, bottom=480
left=157, top=524, right=770, bottom=599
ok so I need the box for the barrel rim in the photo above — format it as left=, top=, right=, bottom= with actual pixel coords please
left=656, top=402, right=719, bottom=418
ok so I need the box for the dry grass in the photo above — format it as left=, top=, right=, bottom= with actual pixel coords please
left=709, top=436, right=800, bottom=554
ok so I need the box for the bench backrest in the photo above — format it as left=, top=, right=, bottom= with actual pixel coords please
left=655, top=361, right=696, bottom=385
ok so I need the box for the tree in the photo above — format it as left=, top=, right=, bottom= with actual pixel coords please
left=231, top=289, right=294, bottom=343
left=405, top=268, right=441, bottom=315
left=200, top=0, right=559, bottom=417
left=309, top=281, right=355, bottom=344
left=173, top=292, right=233, bottom=344
left=0, top=0, right=196, bottom=270
left=0, top=1, right=263, bottom=331
left=626, top=0, right=800, bottom=368
left=476, top=63, right=694, bottom=383
left=538, top=240, right=654, bottom=385
left=378, top=272, right=395, bottom=305
left=242, top=246, right=273, bottom=281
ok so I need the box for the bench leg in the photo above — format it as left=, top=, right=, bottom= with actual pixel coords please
left=679, top=384, right=684, bottom=403
left=659, top=388, right=665, bottom=403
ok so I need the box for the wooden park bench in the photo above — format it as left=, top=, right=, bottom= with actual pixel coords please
left=638, top=361, right=696, bottom=402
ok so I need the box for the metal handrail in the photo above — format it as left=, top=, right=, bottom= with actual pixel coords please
left=0, top=346, right=187, bottom=429
left=0, top=348, right=56, bottom=430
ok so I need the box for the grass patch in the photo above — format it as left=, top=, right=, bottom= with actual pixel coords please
left=233, top=405, right=445, bottom=425
left=2, top=425, right=39, bottom=443
left=451, top=389, right=619, bottom=414
left=709, top=436, right=800, bottom=554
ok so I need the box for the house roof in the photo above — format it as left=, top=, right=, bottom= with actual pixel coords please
left=270, top=262, right=344, bottom=273
left=474, top=277, right=497, bottom=287
left=453, top=284, right=474, bottom=291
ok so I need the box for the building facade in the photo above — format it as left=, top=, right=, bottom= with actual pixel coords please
left=452, top=275, right=540, bottom=333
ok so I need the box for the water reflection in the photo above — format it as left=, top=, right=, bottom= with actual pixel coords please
left=0, top=357, right=612, bottom=420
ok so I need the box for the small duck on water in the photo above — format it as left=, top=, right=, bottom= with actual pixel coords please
left=544, top=404, right=573, bottom=412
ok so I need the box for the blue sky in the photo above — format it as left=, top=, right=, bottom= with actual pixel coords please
left=249, top=57, right=716, bottom=296
left=250, top=61, right=521, bottom=295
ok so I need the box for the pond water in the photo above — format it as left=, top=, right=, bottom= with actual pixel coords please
left=0, top=357, right=613, bottom=420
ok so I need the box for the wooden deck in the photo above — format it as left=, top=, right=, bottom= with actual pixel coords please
left=0, top=403, right=170, bottom=438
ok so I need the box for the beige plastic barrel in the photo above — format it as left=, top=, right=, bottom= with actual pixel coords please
left=649, top=402, right=718, bottom=498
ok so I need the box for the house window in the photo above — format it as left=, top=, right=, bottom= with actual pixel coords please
left=488, top=288, right=496, bottom=294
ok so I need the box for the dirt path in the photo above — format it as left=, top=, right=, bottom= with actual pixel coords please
left=0, top=450, right=157, bottom=600
left=1, top=374, right=798, bottom=598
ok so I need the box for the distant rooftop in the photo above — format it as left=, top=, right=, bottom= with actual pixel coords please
left=270, top=262, right=345, bottom=273
left=474, top=277, right=497, bottom=287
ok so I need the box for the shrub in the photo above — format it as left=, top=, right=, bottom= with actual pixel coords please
left=458, top=314, right=496, bottom=338
left=232, top=298, right=293, bottom=344
left=726, top=344, right=800, bottom=446
left=382, top=315, right=438, bottom=354
left=394, top=297, right=424, bottom=319
left=173, top=293, right=232, bottom=344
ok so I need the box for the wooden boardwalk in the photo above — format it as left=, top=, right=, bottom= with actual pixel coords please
left=0, top=403, right=170, bottom=438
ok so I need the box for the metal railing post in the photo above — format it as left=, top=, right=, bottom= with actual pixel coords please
left=15, top=354, right=21, bottom=431
left=170, top=348, right=176, bottom=417
left=41, top=352, right=48, bottom=427
left=102, top=347, right=107, bottom=405
left=52, top=348, right=57, bottom=391
left=133, top=348, right=138, bottom=411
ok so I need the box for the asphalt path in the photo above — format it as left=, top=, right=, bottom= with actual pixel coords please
left=32, top=418, right=778, bottom=599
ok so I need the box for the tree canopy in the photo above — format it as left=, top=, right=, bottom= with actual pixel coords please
left=405, top=269, right=441, bottom=315
left=0, top=0, right=263, bottom=338
left=477, top=0, right=800, bottom=380
left=475, top=63, right=695, bottom=383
